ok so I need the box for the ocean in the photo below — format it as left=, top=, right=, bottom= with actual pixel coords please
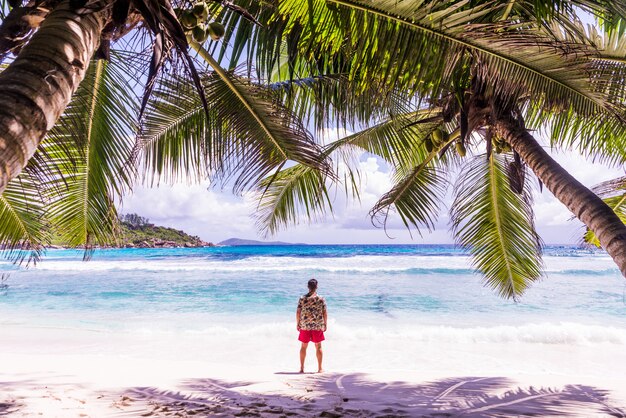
left=1, top=244, right=625, bottom=338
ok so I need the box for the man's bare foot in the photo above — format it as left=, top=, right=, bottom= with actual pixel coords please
left=299, top=369, right=304, bottom=373
left=317, top=369, right=324, bottom=373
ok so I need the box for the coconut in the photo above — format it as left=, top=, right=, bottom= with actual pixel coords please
left=180, top=10, right=198, bottom=29
left=207, top=21, right=225, bottom=40
left=192, top=2, right=209, bottom=20
left=424, top=137, right=434, bottom=153
left=192, top=24, right=209, bottom=43
left=432, top=128, right=447, bottom=145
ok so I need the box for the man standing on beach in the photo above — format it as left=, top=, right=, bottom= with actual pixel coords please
left=296, top=278, right=327, bottom=373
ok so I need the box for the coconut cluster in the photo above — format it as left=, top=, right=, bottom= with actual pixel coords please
left=424, top=128, right=467, bottom=157
left=176, top=2, right=225, bottom=43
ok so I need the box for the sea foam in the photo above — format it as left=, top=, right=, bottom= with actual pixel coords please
left=12, top=254, right=619, bottom=276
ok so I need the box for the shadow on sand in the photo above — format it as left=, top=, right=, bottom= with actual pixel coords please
left=108, top=373, right=626, bottom=417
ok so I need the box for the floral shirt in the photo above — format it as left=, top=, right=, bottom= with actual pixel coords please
left=297, top=294, right=327, bottom=331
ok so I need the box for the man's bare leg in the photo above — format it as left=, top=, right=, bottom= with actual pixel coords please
left=299, top=342, right=308, bottom=373
left=315, top=342, right=323, bottom=373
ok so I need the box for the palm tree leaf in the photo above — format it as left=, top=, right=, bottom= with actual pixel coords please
left=132, top=0, right=208, bottom=117
left=255, top=164, right=332, bottom=236
left=522, top=18, right=626, bottom=164
left=135, top=75, right=210, bottom=185
left=590, top=175, right=626, bottom=198
left=583, top=175, right=626, bottom=247
left=583, top=193, right=626, bottom=247
left=255, top=1, right=619, bottom=117
left=268, top=73, right=406, bottom=134
left=0, top=169, right=48, bottom=264
left=44, top=57, right=137, bottom=257
left=253, top=108, right=446, bottom=235
left=451, top=153, right=543, bottom=300
left=328, top=108, right=443, bottom=167
left=573, top=0, right=626, bottom=34
left=368, top=122, right=461, bottom=234
left=137, top=47, right=327, bottom=192
left=371, top=164, right=448, bottom=235
left=216, top=0, right=626, bottom=168
left=223, top=0, right=626, bottom=168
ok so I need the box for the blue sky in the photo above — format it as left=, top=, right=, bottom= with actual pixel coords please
left=121, top=128, right=623, bottom=245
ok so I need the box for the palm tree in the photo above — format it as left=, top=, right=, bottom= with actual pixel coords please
left=207, top=0, right=626, bottom=298
left=0, top=0, right=329, bottom=190
left=0, top=1, right=328, bottom=261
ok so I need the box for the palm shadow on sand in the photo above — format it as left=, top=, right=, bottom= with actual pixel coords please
left=275, top=371, right=318, bottom=375
left=108, top=374, right=626, bottom=417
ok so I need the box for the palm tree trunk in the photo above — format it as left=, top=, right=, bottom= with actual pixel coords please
left=0, top=0, right=108, bottom=193
left=495, top=114, right=626, bottom=277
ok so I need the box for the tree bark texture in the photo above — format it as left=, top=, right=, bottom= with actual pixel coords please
left=0, top=0, right=107, bottom=193
left=496, top=114, right=626, bottom=278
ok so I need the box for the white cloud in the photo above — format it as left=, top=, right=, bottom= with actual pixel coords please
left=119, top=135, right=625, bottom=245
left=120, top=182, right=255, bottom=243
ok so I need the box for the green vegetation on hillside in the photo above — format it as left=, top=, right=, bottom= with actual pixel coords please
left=50, top=214, right=212, bottom=248
left=117, top=214, right=212, bottom=248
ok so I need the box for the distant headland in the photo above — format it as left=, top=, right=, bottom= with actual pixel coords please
left=115, top=214, right=214, bottom=248
left=48, top=214, right=214, bottom=249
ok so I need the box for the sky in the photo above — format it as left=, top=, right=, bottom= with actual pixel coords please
left=121, top=127, right=624, bottom=245
left=120, top=9, right=619, bottom=246
left=114, top=4, right=624, bottom=246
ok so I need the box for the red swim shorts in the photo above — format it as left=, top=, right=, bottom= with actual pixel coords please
left=298, top=330, right=325, bottom=343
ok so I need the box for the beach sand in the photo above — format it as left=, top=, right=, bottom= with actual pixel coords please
left=2, top=324, right=626, bottom=417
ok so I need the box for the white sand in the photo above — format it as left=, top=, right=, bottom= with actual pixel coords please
left=2, top=323, right=626, bottom=417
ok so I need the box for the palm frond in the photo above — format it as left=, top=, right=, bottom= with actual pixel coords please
left=266, top=1, right=618, bottom=116
left=268, top=74, right=410, bottom=134
left=135, top=75, right=210, bottom=185
left=266, top=0, right=487, bottom=100
left=255, top=164, right=332, bottom=237
left=328, top=108, right=443, bottom=167
left=582, top=175, right=626, bottom=247
left=451, top=153, right=543, bottom=300
left=220, top=0, right=626, bottom=167
left=583, top=193, right=626, bottom=247
left=368, top=122, right=461, bottom=234
left=590, top=175, right=626, bottom=198
left=517, top=18, right=626, bottom=164
left=573, top=0, right=626, bottom=34
left=202, top=0, right=272, bottom=69
left=0, top=169, right=48, bottom=264
left=45, top=58, right=137, bottom=257
left=253, top=108, right=447, bottom=235
left=371, top=164, right=447, bottom=236
left=132, top=0, right=208, bottom=117
left=137, top=46, right=327, bottom=192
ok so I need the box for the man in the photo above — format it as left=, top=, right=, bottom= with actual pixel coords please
left=296, top=278, right=327, bottom=373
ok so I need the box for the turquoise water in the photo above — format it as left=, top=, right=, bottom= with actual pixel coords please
left=1, top=245, right=625, bottom=335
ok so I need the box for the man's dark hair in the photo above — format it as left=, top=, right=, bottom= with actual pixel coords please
left=307, top=278, right=318, bottom=292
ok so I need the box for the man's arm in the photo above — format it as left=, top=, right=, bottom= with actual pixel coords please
left=296, top=308, right=301, bottom=331
left=323, top=307, right=327, bottom=332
